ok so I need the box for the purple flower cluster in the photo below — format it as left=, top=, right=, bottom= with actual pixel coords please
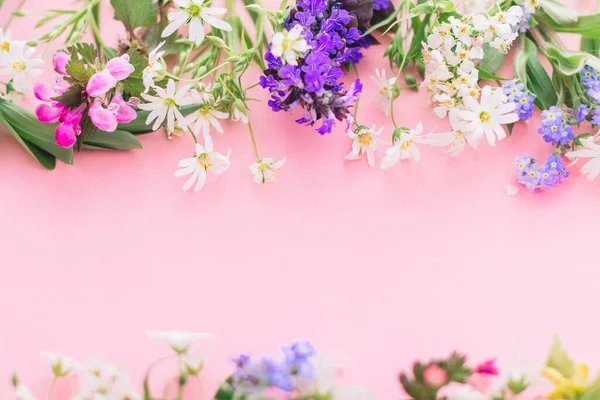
left=537, top=106, right=575, bottom=145
left=515, top=7, right=531, bottom=33
left=502, top=79, right=534, bottom=121
left=579, top=66, right=600, bottom=126
left=515, top=154, right=569, bottom=191
left=232, top=341, right=316, bottom=395
left=260, top=0, right=366, bottom=134
left=372, top=0, right=391, bottom=11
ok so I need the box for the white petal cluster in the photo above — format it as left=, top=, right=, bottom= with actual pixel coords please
left=0, top=29, right=43, bottom=93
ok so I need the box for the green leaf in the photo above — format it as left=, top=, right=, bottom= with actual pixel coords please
left=214, top=377, right=235, bottom=400
left=524, top=38, right=558, bottom=109
left=0, top=98, right=73, bottom=165
left=546, top=336, right=575, bottom=379
left=514, top=48, right=528, bottom=86
left=67, top=43, right=98, bottom=65
left=479, top=43, right=505, bottom=74
left=436, top=0, right=456, bottom=13
left=536, top=13, right=600, bottom=38
left=52, top=84, right=84, bottom=108
left=581, top=37, right=600, bottom=56
left=110, top=0, right=158, bottom=30
left=409, top=1, right=435, bottom=17
left=0, top=110, right=56, bottom=169
left=126, top=50, right=147, bottom=80
left=66, top=56, right=92, bottom=83
left=0, top=0, right=5, bottom=10
left=582, top=384, right=600, bottom=400
left=545, top=46, right=588, bottom=76
left=476, top=67, right=507, bottom=80
left=540, top=0, right=578, bottom=26
left=83, top=130, right=143, bottom=150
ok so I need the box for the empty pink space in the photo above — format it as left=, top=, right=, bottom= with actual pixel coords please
left=1, top=0, right=600, bottom=398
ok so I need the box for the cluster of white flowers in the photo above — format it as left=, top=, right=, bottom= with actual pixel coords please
left=161, top=0, right=233, bottom=46
left=0, top=29, right=43, bottom=94
left=421, top=7, right=523, bottom=120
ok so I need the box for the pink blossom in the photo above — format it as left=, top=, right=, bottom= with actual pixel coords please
left=468, top=373, right=495, bottom=394
left=33, top=82, right=56, bottom=102
left=53, top=52, right=70, bottom=75
left=35, top=103, right=66, bottom=123
left=476, top=359, right=499, bottom=375
left=55, top=122, right=79, bottom=148
left=89, top=101, right=118, bottom=132
left=106, top=54, right=134, bottom=81
left=86, top=69, right=117, bottom=98
left=423, top=365, right=447, bottom=388
left=111, top=93, right=137, bottom=124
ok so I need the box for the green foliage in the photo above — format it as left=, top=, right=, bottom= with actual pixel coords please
left=83, top=130, right=143, bottom=150
left=110, top=0, right=158, bottom=30
left=214, top=377, right=235, bottom=400
left=536, top=13, right=600, bottom=38
left=121, top=50, right=148, bottom=98
left=514, top=48, right=528, bottom=86
left=540, top=0, right=578, bottom=26
left=476, top=67, right=507, bottom=81
left=68, top=43, right=98, bottom=65
left=52, top=84, right=85, bottom=109
left=524, top=38, right=558, bottom=109
left=581, top=37, right=600, bottom=57
left=479, top=44, right=505, bottom=74
left=546, top=336, right=575, bottom=378
left=546, top=46, right=590, bottom=76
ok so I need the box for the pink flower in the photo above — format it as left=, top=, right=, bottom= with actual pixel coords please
left=468, top=373, right=495, bottom=394
left=55, top=122, right=79, bottom=148
left=111, top=92, right=137, bottom=124
left=106, top=54, right=134, bottom=81
left=53, top=52, right=70, bottom=75
left=86, top=69, right=117, bottom=98
left=35, top=103, right=66, bottom=123
left=423, top=365, right=447, bottom=388
left=89, top=101, right=118, bottom=132
left=476, top=359, right=499, bottom=375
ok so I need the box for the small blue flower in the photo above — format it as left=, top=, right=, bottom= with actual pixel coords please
left=581, top=66, right=598, bottom=87
left=515, top=154, right=568, bottom=191
left=502, top=79, right=535, bottom=121
left=516, top=8, right=531, bottom=33
left=592, top=108, right=600, bottom=126
left=577, top=104, right=589, bottom=122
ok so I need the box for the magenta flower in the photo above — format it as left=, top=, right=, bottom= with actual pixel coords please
left=34, top=80, right=68, bottom=123
left=111, top=92, right=137, bottom=124
left=475, top=359, right=499, bottom=375
left=53, top=52, right=70, bottom=76
left=55, top=108, right=83, bottom=148
left=86, top=69, right=118, bottom=98
left=106, top=54, right=135, bottom=81
left=89, top=101, right=118, bottom=132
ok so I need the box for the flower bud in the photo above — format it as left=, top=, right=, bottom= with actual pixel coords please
left=172, top=66, right=181, bottom=76
left=26, top=40, right=39, bottom=47
left=423, top=365, right=447, bottom=388
left=11, top=9, right=28, bottom=17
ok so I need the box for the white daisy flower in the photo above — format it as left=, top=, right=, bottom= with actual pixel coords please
left=380, top=122, right=430, bottom=169
left=270, top=24, right=310, bottom=66
left=0, top=41, right=43, bottom=92
left=15, top=384, right=37, bottom=400
left=345, top=124, right=384, bottom=168
left=565, top=136, right=600, bottom=180
left=454, top=86, right=519, bottom=146
left=75, top=359, right=140, bottom=400
left=250, top=157, right=286, bottom=184
left=161, top=0, right=233, bottom=46
left=139, top=79, right=192, bottom=132
left=181, top=353, right=206, bottom=376
left=173, top=137, right=231, bottom=193
left=143, top=41, right=167, bottom=93
left=371, top=69, right=396, bottom=116
left=186, top=102, right=229, bottom=137
left=427, top=111, right=481, bottom=156
left=0, top=29, right=12, bottom=62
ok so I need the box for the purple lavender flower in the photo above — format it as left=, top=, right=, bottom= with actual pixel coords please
left=372, top=0, right=391, bottom=11
left=515, top=154, right=568, bottom=191
left=261, top=0, right=367, bottom=134
left=515, top=7, right=531, bottom=33
left=502, top=79, right=535, bottom=121
left=577, top=104, right=589, bottom=122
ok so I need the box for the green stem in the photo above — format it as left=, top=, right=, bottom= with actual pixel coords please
left=247, top=120, right=260, bottom=160
left=351, top=63, right=360, bottom=125
left=3, top=0, right=27, bottom=30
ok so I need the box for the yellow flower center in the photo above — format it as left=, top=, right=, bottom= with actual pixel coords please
left=165, top=98, right=176, bottom=107
left=198, top=153, right=212, bottom=169
left=185, top=3, right=204, bottom=17
left=12, top=61, right=26, bottom=72
left=0, top=41, right=9, bottom=52
left=358, top=133, right=373, bottom=146
left=379, top=87, right=389, bottom=96
left=199, top=106, right=211, bottom=116
left=479, top=111, right=491, bottom=123
left=400, top=139, right=413, bottom=150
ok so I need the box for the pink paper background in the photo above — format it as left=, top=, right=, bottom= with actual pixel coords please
left=2, top=0, right=600, bottom=398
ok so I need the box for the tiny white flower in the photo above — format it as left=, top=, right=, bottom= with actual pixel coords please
left=0, top=29, right=12, bottom=62
left=298, top=355, right=370, bottom=400
left=490, top=32, right=517, bottom=54
left=41, top=352, right=79, bottom=377
left=173, top=137, right=231, bottom=193
left=139, top=79, right=192, bottom=132
left=515, top=0, right=540, bottom=13
left=448, top=17, right=472, bottom=46
left=427, top=23, right=454, bottom=50
left=454, top=86, right=519, bottom=146
left=15, top=384, right=36, bottom=400
left=345, top=124, right=384, bottom=168
left=380, top=122, right=429, bottom=169
left=147, top=330, right=215, bottom=353
left=250, top=157, right=286, bottom=184
left=271, top=25, right=310, bottom=66
left=75, top=359, right=140, bottom=400
left=162, top=0, right=233, bottom=46
left=504, top=6, right=525, bottom=25
left=427, top=111, right=481, bottom=156
left=231, top=105, right=249, bottom=124
left=143, top=41, right=166, bottom=93
left=181, top=352, right=205, bottom=376
left=565, top=136, right=600, bottom=180
left=371, top=69, right=396, bottom=116
left=0, top=41, right=43, bottom=92
left=186, top=102, right=229, bottom=137
left=192, top=81, right=214, bottom=104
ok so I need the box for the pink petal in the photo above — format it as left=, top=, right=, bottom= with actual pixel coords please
left=36, top=103, right=65, bottom=123
left=61, top=108, right=83, bottom=126
left=53, top=52, right=70, bottom=76
left=106, top=54, right=135, bottom=81
left=33, top=82, right=55, bottom=102
left=111, top=93, right=137, bottom=124
left=55, top=123, right=78, bottom=148
left=86, top=69, right=117, bottom=98
left=88, top=101, right=118, bottom=132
